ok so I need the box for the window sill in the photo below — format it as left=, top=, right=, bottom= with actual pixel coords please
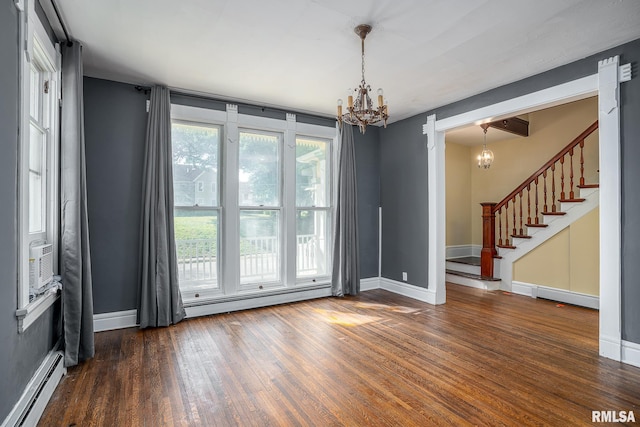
left=16, top=290, right=60, bottom=333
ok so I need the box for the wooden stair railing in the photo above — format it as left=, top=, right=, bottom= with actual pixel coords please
left=480, top=121, right=599, bottom=278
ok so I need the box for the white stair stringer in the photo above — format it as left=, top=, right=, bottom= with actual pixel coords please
left=497, top=187, right=599, bottom=291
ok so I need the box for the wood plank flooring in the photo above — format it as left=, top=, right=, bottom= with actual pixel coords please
left=40, top=284, right=640, bottom=426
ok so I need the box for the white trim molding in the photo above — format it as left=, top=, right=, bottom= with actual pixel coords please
left=621, top=340, right=640, bottom=369
left=511, top=281, right=599, bottom=309
left=379, top=277, right=438, bottom=305
left=1, top=348, right=65, bottom=427
left=428, top=54, right=632, bottom=364
left=93, top=309, right=138, bottom=332
left=16, top=292, right=60, bottom=333
left=360, top=277, right=381, bottom=291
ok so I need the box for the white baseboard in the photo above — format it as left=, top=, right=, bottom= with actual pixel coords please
left=511, top=281, right=599, bottom=309
left=1, top=348, right=65, bottom=427
left=445, top=273, right=500, bottom=291
left=622, top=340, right=640, bottom=368
left=185, top=286, right=332, bottom=318
left=360, top=277, right=381, bottom=291
left=378, top=277, right=438, bottom=305
left=94, top=309, right=138, bottom=332
left=446, top=245, right=481, bottom=259
left=512, top=281, right=538, bottom=298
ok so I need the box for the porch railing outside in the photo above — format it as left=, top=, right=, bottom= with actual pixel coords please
left=176, top=234, right=325, bottom=292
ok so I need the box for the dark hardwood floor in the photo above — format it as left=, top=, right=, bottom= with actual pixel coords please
left=40, top=284, right=640, bottom=426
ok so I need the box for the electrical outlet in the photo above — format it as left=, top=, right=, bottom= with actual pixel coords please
left=402, top=272, right=407, bottom=281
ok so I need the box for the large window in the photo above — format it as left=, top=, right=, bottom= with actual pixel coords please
left=170, top=104, right=336, bottom=303
left=171, top=121, right=221, bottom=299
left=296, top=137, right=331, bottom=279
left=238, top=130, right=282, bottom=285
left=16, top=0, right=61, bottom=330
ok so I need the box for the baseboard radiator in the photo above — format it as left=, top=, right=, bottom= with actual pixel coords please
left=1, top=350, right=66, bottom=427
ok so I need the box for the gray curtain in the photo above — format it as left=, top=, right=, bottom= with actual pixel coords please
left=60, top=42, right=94, bottom=367
left=138, top=86, right=185, bottom=328
left=331, top=124, right=360, bottom=296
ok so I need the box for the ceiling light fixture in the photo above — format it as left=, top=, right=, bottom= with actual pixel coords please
left=477, top=124, right=494, bottom=169
left=337, top=24, right=388, bottom=134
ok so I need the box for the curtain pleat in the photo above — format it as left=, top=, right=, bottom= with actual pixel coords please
left=331, top=124, right=360, bottom=296
left=138, top=86, right=185, bottom=328
left=61, top=42, right=94, bottom=367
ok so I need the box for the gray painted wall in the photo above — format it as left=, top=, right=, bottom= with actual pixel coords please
left=354, top=127, right=381, bottom=279
left=85, top=79, right=381, bottom=313
left=84, top=78, right=148, bottom=314
left=379, top=115, right=429, bottom=286
left=0, top=3, right=60, bottom=421
left=379, top=38, right=640, bottom=344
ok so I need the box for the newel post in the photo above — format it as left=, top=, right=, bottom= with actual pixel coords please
left=480, top=202, right=497, bottom=278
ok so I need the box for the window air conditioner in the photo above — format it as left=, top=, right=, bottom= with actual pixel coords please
left=30, top=243, right=53, bottom=290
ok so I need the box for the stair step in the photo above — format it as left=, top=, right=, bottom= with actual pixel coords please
left=512, top=234, right=532, bottom=239
left=497, top=244, right=516, bottom=249
left=558, top=198, right=585, bottom=203
left=577, top=184, right=599, bottom=189
left=445, top=269, right=501, bottom=282
left=542, top=211, right=566, bottom=216
left=526, top=223, right=548, bottom=228
left=446, top=256, right=480, bottom=266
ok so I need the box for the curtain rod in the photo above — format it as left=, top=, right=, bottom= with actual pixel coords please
left=50, top=0, right=72, bottom=46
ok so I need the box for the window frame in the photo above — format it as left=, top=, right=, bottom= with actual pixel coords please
left=170, top=118, right=224, bottom=301
left=170, top=104, right=338, bottom=305
left=16, top=0, right=62, bottom=332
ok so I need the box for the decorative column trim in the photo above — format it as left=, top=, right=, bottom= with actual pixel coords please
left=424, top=115, right=446, bottom=304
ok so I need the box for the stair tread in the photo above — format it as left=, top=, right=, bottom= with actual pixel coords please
left=512, top=234, right=532, bottom=239
left=542, top=211, right=566, bottom=216
left=445, top=269, right=501, bottom=282
left=497, top=244, right=516, bottom=249
left=558, top=198, right=586, bottom=202
left=526, top=223, right=548, bottom=228
left=577, top=184, right=599, bottom=188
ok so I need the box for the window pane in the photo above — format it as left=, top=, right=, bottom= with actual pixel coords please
left=171, top=122, right=220, bottom=207
left=296, top=137, right=329, bottom=207
left=174, top=208, right=219, bottom=290
left=240, top=210, right=280, bottom=284
left=28, top=124, right=46, bottom=233
left=296, top=210, right=329, bottom=277
left=239, top=131, right=280, bottom=206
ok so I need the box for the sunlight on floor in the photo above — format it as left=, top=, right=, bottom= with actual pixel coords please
left=312, top=309, right=382, bottom=326
left=353, top=302, right=421, bottom=314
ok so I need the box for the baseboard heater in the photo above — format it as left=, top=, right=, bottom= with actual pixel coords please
left=1, top=350, right=66, bottom=427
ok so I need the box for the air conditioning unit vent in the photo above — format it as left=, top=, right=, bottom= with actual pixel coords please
left=30, top=243, right=53, bottom=290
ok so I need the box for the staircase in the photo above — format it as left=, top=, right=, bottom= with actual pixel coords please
left=446, top=121, right=599, bottom=292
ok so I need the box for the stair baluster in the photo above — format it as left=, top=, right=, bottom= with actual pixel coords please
left=498, top=208, right=503, bottom=246
left=527, top=184, right=531, bottom=225
left=534, top=177, right=540, bottom=224
left=580, top=140, right=585, bottom=186
left=512, top=196, right=517, bottom=237
left=551, top=164, right=556, bottom=212
left=543, top=170, right=548, bottom=213
left=569, top=148, right=575, bottom=199
left=505, top=201, right=510, bottom=247
left=518, top=190, right=524, bottom=236
left=560, top=155, right=566, bottom=200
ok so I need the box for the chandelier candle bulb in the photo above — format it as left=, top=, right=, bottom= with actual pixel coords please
left=337, top=99, right=343, bottom=117
left=348, top=95, right=353, bottom=109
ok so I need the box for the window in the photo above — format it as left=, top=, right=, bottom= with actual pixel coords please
left=171, top=104, right=336, bottom=304
left=171, top=121, right=221, bottom=299
left=16, top=0, right=61, bottom=330
left=296, top=137, right=331, bottom=279
left=238, top=130, right=282, bottom=285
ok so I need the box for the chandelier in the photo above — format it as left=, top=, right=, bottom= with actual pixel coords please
left=337, top=24, right=388, bottom=134
left=477, top=124, right=494, bottom=169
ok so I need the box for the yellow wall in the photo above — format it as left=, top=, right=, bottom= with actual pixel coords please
left=513, top=208, right=599, bottom=296
left=468, top=97, right=598, bottom=245
left=445, top=142, right=472, bottom=246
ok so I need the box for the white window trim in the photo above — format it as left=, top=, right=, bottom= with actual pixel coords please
left=171, top=104, right=337, bottom=306
left=16, top=0, right=61, bottom=332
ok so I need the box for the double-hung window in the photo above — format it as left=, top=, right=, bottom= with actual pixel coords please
left=171, top=120, right=221, bottom=299
left=170, top=104, right=336, bottom=304
left=16, top=0, right=61, bottom=330
left=295, top=136, right=331, bottom=280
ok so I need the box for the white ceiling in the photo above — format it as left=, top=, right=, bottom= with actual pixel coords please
left=52, top=0, right=640, bottom=123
